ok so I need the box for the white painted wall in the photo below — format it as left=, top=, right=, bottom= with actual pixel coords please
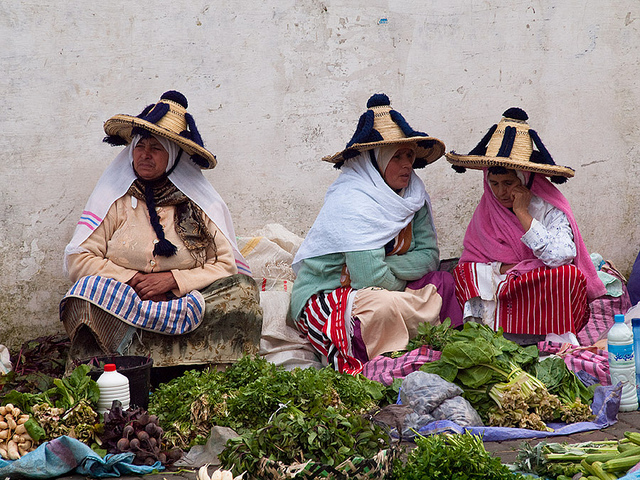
left=1, top=1, right=638, bottom=348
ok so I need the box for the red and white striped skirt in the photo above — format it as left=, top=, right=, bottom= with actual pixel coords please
left=453, top=263, right=589, bottom=335
left=296, top=287, right=365, bottom=374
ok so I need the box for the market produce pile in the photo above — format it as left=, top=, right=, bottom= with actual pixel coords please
left=148, top=356, right=396, bottom=477
left=0, top=326, right=631, bottom=479
left=516, top=431, right=640, bottom=479
left=394, top=431, right=533, bottom=480
left=414, top=320, right=597, bottom=428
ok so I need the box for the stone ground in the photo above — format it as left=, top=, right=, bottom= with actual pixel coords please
left=53, top=410, right=640, bottom=480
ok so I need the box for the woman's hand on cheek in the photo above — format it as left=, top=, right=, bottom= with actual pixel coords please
left=511, top=186, right=532, bottom=215
left=511, top=186, right=534, bottom=231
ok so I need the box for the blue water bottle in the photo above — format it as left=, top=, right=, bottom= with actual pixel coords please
left=633, top=318, right=640, bottom=405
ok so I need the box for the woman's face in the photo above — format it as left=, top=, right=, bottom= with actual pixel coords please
left=383, top=147, right=416, bottom=190
left=133, top=136, right=169, bottom=181
left=487, top=170, right=522, bottom=208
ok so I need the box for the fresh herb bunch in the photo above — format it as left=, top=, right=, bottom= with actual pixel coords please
left=534, top=356, right=597, bottom=405
left=219, top=404, right=390, bottom=478
left=148, top=355, right=393, bottom=449
left=392, top=432, right=534, bottom=480
left=405, top=318, right=456, bottom=352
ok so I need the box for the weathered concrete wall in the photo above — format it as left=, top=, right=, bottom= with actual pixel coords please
left=1, top=1, right=638, bottom=348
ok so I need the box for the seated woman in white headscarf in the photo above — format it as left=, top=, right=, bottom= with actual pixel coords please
left=445, top=108, right=606, bottom=343
left=291, top=94, right=462, bottom=374
left=61, top=91, right=262, bottom=364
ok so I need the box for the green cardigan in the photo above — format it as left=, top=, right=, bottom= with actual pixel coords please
left=290, top=204, right=439, bottom=320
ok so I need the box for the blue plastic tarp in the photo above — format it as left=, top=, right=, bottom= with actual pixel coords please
left=0, top=435, right=163, bottom=478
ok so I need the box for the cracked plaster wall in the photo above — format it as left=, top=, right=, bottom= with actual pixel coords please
left=1, top=0, right=639, bottom=348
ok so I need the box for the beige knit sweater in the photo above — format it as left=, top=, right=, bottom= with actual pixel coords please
left=67, top=194, right=237, bottom=296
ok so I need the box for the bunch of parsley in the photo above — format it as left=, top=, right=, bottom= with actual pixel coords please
left=393, top=432, right=535, bottom=480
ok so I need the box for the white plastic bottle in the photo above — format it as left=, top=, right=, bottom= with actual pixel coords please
left=96, top=363, right=130, bottom=416
left=607, top=314, right=639, bottom=411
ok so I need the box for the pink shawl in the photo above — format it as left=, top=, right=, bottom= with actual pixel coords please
left=459, top=170, right=606, bottom=301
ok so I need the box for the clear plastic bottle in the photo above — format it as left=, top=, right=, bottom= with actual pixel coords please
left=607, top=314, right=638, bottom=411
left=96, top=363, right=130, bottom=416
left=633, top=318, right=640, bottom=405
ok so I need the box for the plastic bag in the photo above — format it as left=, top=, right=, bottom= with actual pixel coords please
left=0, top=345, right=11, bottom=375
left=399, top=371, right=462, bottom=415
left=431, top=396, right=484, bottom=426
left=399, top=371, right=483, bottom=439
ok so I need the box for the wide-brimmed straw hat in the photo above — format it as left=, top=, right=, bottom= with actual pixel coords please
left=445, top=107, right=574, bottom=183
left=103, top=90, right=217, bottom=169
left=323, top=93, right=445, bottom=168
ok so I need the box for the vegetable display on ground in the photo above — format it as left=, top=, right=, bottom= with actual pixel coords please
left=415, top=321, right=596, bottom=428
left=515, top=431, right=640, bottom=479
left=392, top=431, right=534, bottom=480
left=148, top=355, right=394, bottom=450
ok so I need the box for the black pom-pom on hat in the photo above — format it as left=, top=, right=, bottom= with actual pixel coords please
left=161, top=90, right=188, bottom=108
left=366, top=93, right=391, bottom=108
left=503, top=107, right=528, bottom=121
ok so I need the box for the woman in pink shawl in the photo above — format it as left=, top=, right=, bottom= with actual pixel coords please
left=445, top=108, right=606, bottom=339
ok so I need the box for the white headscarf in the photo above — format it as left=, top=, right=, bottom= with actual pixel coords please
left=292, top=147, right=434, bottom=273
left=63, top=136, right=250, bottom=276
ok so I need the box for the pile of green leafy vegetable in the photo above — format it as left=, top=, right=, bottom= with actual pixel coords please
left=418, top=322, right=538, bottom=408
left=2, top=364, right=100, bottom=414
left=219, top=404, right=390, bottom=477
left=534, top=355, right=597, bottom=406
left=0, top=335, right=70, bottom=397
left=392, top=432, right=535, bottom=480
left=416, top=322, right=596, bottom=427
left=148, top=355, right=396, bottom=449
left=1, top=364, right=102, bottom=448
left=405, top=318, right=457, bottom=352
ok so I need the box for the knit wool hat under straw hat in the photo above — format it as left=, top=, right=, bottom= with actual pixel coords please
left=445, top=107, right=574, bottom=184
left=103, top=90, right=217, bottom=169
left=323, top=93, right=446, bottom=168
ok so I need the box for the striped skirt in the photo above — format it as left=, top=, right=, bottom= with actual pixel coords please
left=453, top=263, right=589, bottom=335
left=60, top=275, right=206, bottom=354
left=296, top=287, right=366, bottom=375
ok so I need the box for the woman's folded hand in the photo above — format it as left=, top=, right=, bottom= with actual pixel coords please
left=128, top=271, right=178, bottom=301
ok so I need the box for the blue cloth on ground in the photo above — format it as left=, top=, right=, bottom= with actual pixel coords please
left=0, top=435, right=163, bottom=478
left=400, top=382, right=622, bottom=442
